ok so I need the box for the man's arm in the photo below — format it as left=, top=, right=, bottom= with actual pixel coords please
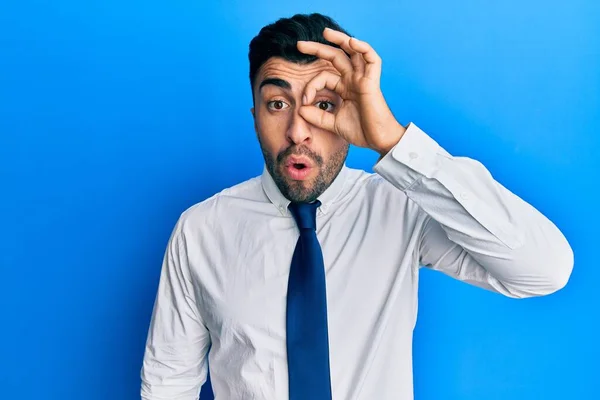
left=373, top=122, right=574, bottom=298
left=141, top=216, right=211, bottom=399
left=287, top=26, right=572, bottom=298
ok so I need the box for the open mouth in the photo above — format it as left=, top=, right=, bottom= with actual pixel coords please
left=284, top=158, right=313, bottom=180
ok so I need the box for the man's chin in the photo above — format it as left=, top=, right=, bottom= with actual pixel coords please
left=273, top=171, right=317, bottom=202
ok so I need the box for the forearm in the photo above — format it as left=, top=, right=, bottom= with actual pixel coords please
left=373, top=122, right=574, bottom=297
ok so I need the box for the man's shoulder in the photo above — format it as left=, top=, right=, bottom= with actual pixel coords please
left=178, top=173, right=264, bottom=228
left=344, top=166, right=417, bottom=217
left=346, top=166, right=404, bottom=196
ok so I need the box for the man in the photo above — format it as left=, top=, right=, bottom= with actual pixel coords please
left=140, top=12, right=573, bottom=400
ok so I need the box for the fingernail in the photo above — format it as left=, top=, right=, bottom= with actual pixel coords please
left=302, top=95, right=307, bottom=105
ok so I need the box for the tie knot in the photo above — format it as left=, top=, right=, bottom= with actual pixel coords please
left=288, top=200, right=321, bottom=230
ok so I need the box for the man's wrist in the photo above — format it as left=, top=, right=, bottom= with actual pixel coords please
left=376, top=121, right=407, bottom=158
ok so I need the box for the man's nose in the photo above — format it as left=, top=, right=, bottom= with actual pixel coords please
left=286, top=108, right=313, bottom=145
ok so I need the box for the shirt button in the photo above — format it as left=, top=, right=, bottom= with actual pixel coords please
left=409, top=152, right=419, bottom=160
left=460, top=192, right=469, bottom=200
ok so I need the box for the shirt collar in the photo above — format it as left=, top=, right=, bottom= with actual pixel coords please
left=261, top=163, right=349, bottom=216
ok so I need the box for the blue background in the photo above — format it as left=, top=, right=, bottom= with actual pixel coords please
left=1, top=1, right=598, bottom=399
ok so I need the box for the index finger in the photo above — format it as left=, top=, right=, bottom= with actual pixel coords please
left=302, top=70, right=343, bottom=106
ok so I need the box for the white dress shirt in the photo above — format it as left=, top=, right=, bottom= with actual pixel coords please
left=140, top=122, right=574, bottom=400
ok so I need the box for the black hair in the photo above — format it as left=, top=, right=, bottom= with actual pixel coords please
left=248, top=13, right=352, bottom=101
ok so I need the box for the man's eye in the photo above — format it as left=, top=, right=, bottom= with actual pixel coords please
left=267, top=100, right=289, bottom=110
left=316, top=100, right=336, bottom=112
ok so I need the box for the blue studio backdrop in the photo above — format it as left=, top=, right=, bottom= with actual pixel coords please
left=1, top=1, right=598, bottom=399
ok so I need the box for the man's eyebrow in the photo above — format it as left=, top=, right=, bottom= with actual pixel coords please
left=258, top=77, right=291, bottom=92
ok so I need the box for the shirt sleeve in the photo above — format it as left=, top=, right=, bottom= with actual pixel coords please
left=141, top=216, right=211, bottom=399
left=373, top=122, right=574, bottom=298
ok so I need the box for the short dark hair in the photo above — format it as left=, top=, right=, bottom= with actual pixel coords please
left=248, top=13, right=352, bottom=101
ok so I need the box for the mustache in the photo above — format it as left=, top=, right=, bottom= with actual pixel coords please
left=277, top=145, right=323, bottom=166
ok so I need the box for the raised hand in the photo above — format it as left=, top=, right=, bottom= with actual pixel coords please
left=296, top=27, right=406, bottom=156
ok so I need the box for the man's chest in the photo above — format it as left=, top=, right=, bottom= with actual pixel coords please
left=189, top=211, right=419, bottom=344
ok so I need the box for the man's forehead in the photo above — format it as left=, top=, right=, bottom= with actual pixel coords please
left=256, top=57, right=338, bottom=92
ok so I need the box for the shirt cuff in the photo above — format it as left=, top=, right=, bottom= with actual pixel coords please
left=373, top=122, right=452, bottom=191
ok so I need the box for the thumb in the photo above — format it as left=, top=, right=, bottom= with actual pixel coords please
left=298, top=105, right=336, bottom=133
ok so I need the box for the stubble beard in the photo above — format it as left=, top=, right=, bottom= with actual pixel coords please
left=258, top=139, right=349, bottom=203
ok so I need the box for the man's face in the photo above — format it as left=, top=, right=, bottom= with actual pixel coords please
left=250, top=56, right=349, bottom=203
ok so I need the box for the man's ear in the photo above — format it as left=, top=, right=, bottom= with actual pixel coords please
left=250, top=107, right=258, bottom=133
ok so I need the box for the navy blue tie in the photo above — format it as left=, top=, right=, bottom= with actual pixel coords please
left=286, top=200, right=333, bottom=400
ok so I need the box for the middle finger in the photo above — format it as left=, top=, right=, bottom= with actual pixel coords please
left=296, top=40, right=354, bottom=77
left=323, top=28, right=366, bottom=76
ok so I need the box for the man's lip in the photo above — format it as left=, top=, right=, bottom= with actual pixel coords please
left=284, top=164, right=313, bottom=180
left=284, top=155, right=313, bottom=167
